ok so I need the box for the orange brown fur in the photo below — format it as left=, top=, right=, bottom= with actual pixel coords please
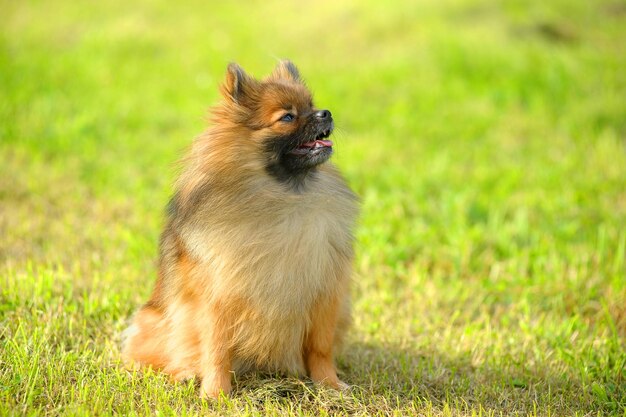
left=121, top=60, right=358, bottom=399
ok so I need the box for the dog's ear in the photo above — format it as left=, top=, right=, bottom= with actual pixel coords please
left=221, top=63, right=258, bottom=104
left=269, top=60, right=301, bottom=83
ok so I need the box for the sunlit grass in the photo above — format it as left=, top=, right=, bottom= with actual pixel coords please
left=1, top=0, right=625, bottom=415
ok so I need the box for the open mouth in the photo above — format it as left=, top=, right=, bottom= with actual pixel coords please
left=288, top=129, right=333, bottom=156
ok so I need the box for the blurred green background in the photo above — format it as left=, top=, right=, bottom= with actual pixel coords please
left=1, top=0, right=625, bottom=415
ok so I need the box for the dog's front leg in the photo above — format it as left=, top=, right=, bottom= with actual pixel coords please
left=198, top=302, right=233, bottom=399
left=304, top=293, right=349, bottom=390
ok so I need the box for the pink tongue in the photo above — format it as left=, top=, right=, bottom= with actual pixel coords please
left=301, top=140, right=333, bottom=148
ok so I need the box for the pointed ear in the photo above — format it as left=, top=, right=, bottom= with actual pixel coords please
left=220, top=62, right=257, bottom=104
left=270, top=60, right=301, bottom=82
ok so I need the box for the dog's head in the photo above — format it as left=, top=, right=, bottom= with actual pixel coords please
left=216, top=60, right=334, bottom=185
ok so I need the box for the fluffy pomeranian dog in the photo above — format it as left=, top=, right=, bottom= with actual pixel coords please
left=122, top=60, right=358, bottom=399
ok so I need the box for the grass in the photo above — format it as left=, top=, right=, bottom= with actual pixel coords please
left=1, top=0, right=625, bottom=415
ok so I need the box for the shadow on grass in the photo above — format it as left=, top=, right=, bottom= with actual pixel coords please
left=222, top=341, right=609, bottom=415
left=336, top=341, right=608, bottom=415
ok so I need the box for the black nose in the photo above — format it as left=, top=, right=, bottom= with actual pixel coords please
left=315, top=109, right=332, bottom=120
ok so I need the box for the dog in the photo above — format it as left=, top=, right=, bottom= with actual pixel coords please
left=122, top=60, right=358, bottom=399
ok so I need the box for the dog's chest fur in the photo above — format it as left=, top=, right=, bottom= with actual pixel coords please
left=179, top=170, right=356, bottom=371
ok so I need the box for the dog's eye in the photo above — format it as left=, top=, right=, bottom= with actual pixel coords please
left=280, top=113, right=295, bottom=122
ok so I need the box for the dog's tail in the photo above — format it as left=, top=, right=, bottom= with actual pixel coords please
left=121, top=304, right=170, bottom=371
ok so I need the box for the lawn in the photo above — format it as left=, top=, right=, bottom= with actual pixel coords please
left=1, top=0, right=625, bottom=415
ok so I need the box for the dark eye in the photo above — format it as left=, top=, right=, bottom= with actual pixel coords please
left=280, top=113, right=295, bottom=122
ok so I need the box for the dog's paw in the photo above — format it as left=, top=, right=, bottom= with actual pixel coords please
left=168, top=368, right=196, bottom=383
left=313, top=375, right=350, bottom=391
left=200, top=375, right=232, bottom=400
left=336, top=379, right=351, bottom=391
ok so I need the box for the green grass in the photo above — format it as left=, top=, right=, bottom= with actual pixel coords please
left=1, top=0, right=625, bottom=415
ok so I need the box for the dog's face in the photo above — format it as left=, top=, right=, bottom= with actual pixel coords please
left=219, top=61, right=334, bottom=185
